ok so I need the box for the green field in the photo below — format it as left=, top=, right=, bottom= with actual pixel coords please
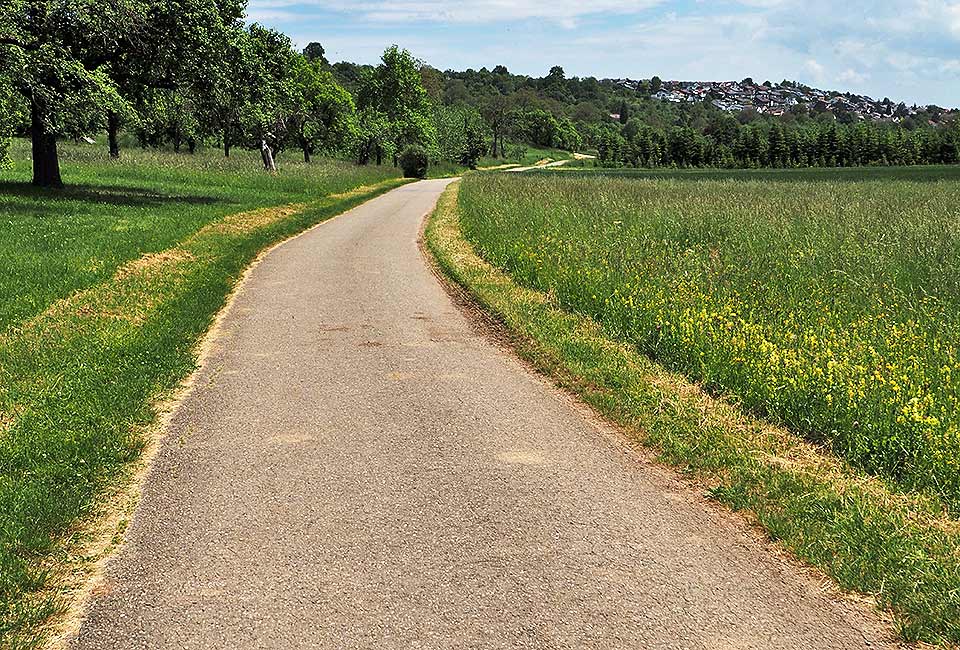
left=0, top=140, right=403, bottom=646
left=431, top=171, right=960, bottom=643
left=543, top=163, right=960, bottom=183
left=460, top=168, right=960, bottom=508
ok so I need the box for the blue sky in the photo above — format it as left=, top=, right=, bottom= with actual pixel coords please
left=247, top=0, right=960, bottom=107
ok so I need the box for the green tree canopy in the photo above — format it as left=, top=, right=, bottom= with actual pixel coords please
left=0, top=0, right=243, bottom=185
left=303, top=42, right=328, bottom=65
left=356, top=45, right=435, bottom=162
left=288, top=55, right=356, bottom=162
left=241, top=24, right=298, bottom=171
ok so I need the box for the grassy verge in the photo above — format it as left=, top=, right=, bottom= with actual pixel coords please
left=459, top=172, right=960, bottom=510
left=425, top=180, right=960, bottom=646
left=0, top=141, right=406, bottom=647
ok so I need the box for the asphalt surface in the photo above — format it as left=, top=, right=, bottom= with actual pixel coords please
left=72, top=179, right=894, bottom=649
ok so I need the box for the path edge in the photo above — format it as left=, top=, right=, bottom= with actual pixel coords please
left=42, top=178, right=412, bottom=649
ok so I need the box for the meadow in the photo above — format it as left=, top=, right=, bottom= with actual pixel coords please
left=459, top=168, right=960, bottom=510
left=0, top=140, right=403, bottom=646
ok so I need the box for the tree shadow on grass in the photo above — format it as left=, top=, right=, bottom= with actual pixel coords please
left=0, top=181, right=225, bottom=208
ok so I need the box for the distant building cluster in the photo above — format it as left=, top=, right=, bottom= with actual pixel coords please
left=613, top=78, right=956, bottom=124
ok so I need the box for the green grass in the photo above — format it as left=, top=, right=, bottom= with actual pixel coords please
left=458, top=169, right=960, bottom=511
left=477, top=143, right=574, bottom=169
left=426, top=159, right=468, bottom=179
left=424, top=144, right=577, bottom=177
left=0, top=139, right=404, bottom=647
left=544, top=163, right=960, bottom=183
left=426, top=179, right=960, bottom=645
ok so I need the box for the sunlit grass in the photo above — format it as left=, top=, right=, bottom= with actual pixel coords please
left=459, top=169, right=960, bottom=510
left=429, top=178, right=960, bottom=645
left=0, top=139, right=403, bottom=647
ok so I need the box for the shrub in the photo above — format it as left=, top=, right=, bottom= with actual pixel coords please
left=399, top=144, right=428, bottom=178
left=507, top=144, right=528, bottom=163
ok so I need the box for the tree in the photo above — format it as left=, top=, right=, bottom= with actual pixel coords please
left=136, top=88, right=202, bottom=152
left=420, top=65, right=444, bottom=103
left=434, top=104, right=488, bottom=168
left=0, top=0, right=243, bottom=185
left=618, top=100, right=629, bottom=125
left=202, top=26, right=252, bottom=158
left=288, top=55, right=356, bottom=162
left=0, top=67, right=24, bottom=169
left=516, top=108, right=560, bottom=148
left=101, top=0, right=244, bottom=158
left=356, top=46, right=435, bottom=164
left=443, top=79, right=469, bottom=106
left=353, top=107, right=392, bottom=165
left=936, top=128, right=959, bottom=164
left=555, top=116, right=582, bottom=151
left=543, top=65, right=570, bottom=102
left=1, top=0, right=135, bottom=185
left=460, top=117, right=488, bottom=168
left=650, top=76, right=662, bottom=94
left=481, top=94, right=512, bottom=158
left=241, top=24, right=297, bottom=171
left=303, top=42, right=328, bottom=65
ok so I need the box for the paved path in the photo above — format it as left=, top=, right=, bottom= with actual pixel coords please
left=72, top=180, right=894, bottom=649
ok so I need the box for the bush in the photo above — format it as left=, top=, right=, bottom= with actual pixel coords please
left=507, top=144, right=527, bottom=163
left=399, top=144, right=428, bottom=178
left=459, top=122, right=488, bottom=169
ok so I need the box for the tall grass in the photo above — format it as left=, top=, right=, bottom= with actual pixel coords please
left=0, top=140, right=402, bottom=646
left=430, top=180, right=960, bottom=644
left=459, top=170, right=960, bottom=510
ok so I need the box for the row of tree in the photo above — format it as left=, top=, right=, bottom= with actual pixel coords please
left=593, top=119, right=960, bottom=169
left=2, top=0, right=958, bottom=186
left=0, top=0, right=487, bottom=186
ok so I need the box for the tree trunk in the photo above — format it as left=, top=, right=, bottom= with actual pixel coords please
left=188, top=138, right=196, bottom=154
left=260, top=139, right=277, bottom=172
left=107, top=111, right=121, bottom=159
left=376, top=146, right=383, bottom=166
left=301, top=138, right=311, bottom=163
left=31, top=101, right=63, bottom=188
left=223, top=130, right=231, bottom=158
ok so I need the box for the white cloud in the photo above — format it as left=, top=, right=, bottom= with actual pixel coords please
left=251, top=0, right=960, bottom=106
left=248, top=0, right=665, bottom=27
left=804, top=59, right=826, bottom=84
left=837, top=68, right=868, bottom=85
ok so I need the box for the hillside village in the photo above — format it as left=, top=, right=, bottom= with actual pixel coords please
left=612, top=78, right=957, bottom=124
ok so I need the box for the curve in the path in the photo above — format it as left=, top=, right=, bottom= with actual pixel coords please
left=71, top=179, right=893, bottom=649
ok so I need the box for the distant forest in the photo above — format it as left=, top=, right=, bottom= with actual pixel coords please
left=331, top=61, right=960, bottom=169
left=5, top=0, right=959, bottom=188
